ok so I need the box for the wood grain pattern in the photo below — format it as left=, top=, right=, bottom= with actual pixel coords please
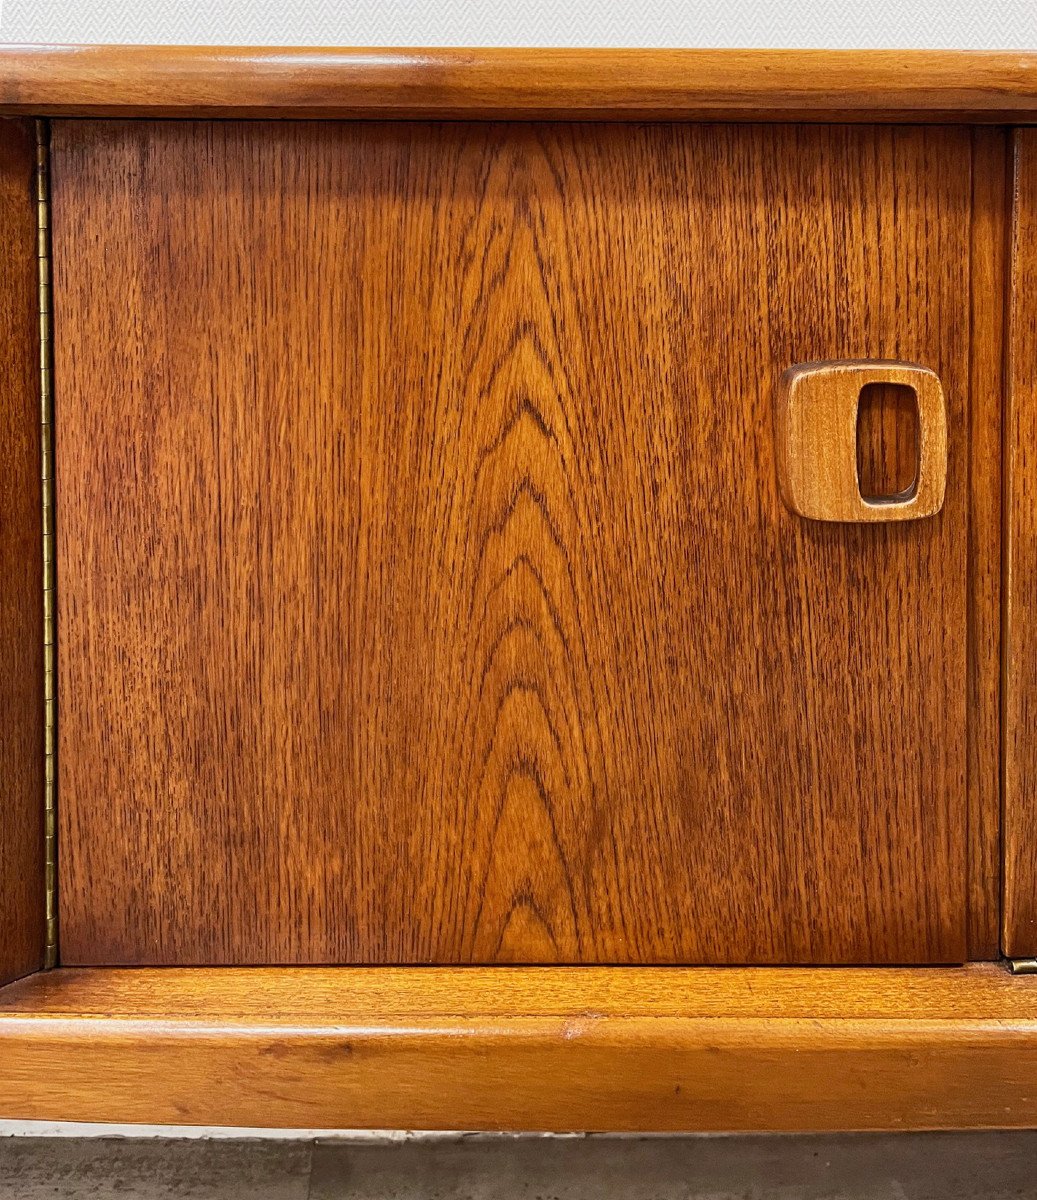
left=967, top=128, right=1007, bottom=960
left=4, top=964, right=1036, bottom=1021
left=2, top=965, right=1037, bottom=1131
left=53, top=121, right=974, bottom=966
left=856, top=381, right=920, bottom=501
left=0, top=118, right=43, bottom=986
left=4, top=47, right=1037, bottom=121
left=777, top=361, right=945, bottom=522
left=1004, top=130, right=1037, bottom=958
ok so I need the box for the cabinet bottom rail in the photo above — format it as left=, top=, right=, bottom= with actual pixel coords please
left=0, top=964, right=1035, bottom=1132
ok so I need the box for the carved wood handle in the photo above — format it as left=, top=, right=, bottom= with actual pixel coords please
left=775, top=360, right=947, bottom=523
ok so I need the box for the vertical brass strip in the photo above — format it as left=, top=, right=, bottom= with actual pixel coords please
left=35, top=118, right=57, bottom=969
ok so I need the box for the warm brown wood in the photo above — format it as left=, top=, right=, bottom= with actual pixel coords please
left=1, top=964, right=1036, bottom=1130
left=777, top=361, right=946, bottom=521
left=0, top=118, right=43, bottom=986
left=2, top=48, right=1037, bottom=121
left=1003, top=130, right=1037, bottom=958
left=52, top=121, right=977, bottom=967
left=967, top=128, right=1007, bottom=960
left=855, top=381, right=920, bottom=500
left=9, top=963, right=1037, bottom=1021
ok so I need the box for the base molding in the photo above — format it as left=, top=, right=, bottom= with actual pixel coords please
left=1, top=964, right=1035, bottom=1132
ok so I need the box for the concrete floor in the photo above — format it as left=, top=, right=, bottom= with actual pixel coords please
left=0, top=1133, right=1036, bottom=1199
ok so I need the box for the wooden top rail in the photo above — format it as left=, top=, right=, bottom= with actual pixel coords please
left=2, top=46, right=1037, bottom=120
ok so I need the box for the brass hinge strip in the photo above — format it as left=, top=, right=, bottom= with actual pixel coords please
left=35, top=118, right=57, bottom=970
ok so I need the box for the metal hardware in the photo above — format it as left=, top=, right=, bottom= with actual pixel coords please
left=35, top=118, right=57, bottom=970
left=1008, top=959, right=1037, bottom=975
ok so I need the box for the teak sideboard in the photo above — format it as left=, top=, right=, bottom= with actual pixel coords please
left=3, top=45, right=1037, bottom=1132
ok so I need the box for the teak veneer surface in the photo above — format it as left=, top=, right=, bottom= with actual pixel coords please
left=965, top=129, right=1006, bottom=961
left=52, top=120, right=981, bottom=967
left=0, top=117, right=43, bottom=986
left=3, top=47, right=1037, bottom=121
left=1, top=965, right=1036, bottom=1130
left=1004, top=130, right=1037, bottom=957
left=2, top=964, right=1034, bottom=1020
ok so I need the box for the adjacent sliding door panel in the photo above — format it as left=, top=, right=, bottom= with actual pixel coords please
left=0, top=118, right=44, bottom=986
left=1004, top=130, right=1037, bottom=959
left=52, top=121, right=974, bottom=965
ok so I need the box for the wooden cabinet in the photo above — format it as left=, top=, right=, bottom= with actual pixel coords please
left=0, top=46, right=1036, bottom=1131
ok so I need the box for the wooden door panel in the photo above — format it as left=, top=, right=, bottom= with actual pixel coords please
left=0, top=119, right=45, bottom=984
left=52, top=121, right=972, bottom=965
left=1004, top=130, right=1037, bottom=959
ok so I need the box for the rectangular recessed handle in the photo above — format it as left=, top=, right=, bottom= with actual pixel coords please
left=775, top=360, right=948, bottom=523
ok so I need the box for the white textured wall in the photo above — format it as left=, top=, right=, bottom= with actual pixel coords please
left=1, top=0, right=1035, bottom=48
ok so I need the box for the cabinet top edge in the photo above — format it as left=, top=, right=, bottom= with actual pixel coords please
left=2, top=45, right=1037, bottom=121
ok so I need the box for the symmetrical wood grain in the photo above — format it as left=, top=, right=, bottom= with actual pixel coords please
left=0, top=118, right=43, bottom=985
left=53, top=121, right=975, bottom=966
left=2, top=965, right=1037, bottom=1131
left=4, top=47, right=1037, bottom=121
left=1004, top=130, right=1037, bottom=958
